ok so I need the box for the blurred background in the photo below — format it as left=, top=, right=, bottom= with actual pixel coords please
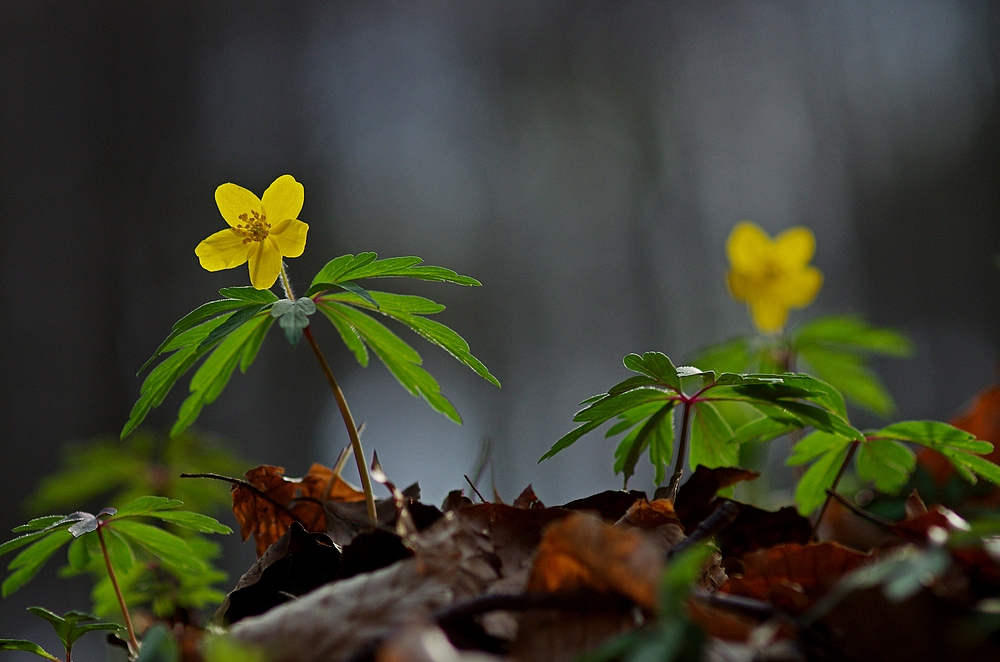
left=2, top=0, right=999, bottom=648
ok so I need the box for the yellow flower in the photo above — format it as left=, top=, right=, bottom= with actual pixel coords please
left=195, top=175, right=309, bottom=290
left=726, top=221, right=823, bottom=333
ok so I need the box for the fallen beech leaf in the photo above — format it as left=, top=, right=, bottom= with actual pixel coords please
left=615, top=498, right=687, bottom=557
left=714, top=500, right=811, bottom=560
left=456, top=504, right=572, bottom=579
left=527, top=513, right=663, bottom=610
left=890, top=504, right=970, bottom=543
left=512, top=485, right=544, bottom=510
left=721, top=542, right=871, bottom=614
left=559, top=490, right=647, bottom=522
left=230, top=512, right=500, bottom=662
left=232, top=464, right=365, bottom=556
left=217, top=522, right=342, bottom=624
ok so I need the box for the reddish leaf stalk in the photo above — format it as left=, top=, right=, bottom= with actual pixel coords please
left=96, top=524, right=138, bottom=656
left=811, top=439, right=860, bottom=541
left=666, top=399, right=694, bottom=501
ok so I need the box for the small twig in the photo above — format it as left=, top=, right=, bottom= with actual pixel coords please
left=179, top=472, right=309, bottom=528
left=689, top=588, right=777, bottom=621
left=811, top=440, right=860, bottom=541
left=824, top=489, right=896, bottom=528
left=668, top=500, right=740, bottom=559
left=464, top=474, right=487, bottom=503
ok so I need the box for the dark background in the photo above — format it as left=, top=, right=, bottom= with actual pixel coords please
left=2, top=0, right=999, bottom=649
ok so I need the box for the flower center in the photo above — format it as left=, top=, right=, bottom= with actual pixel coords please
left=234, top=209, right=270, bottom=244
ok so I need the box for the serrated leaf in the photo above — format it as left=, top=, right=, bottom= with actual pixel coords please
left=197, top=304, right=268, bottom=351
left=101, top=528, right=135, bottom=573
left=794, top=443, right=852, bottom=515
left=12, top=516, right=69, bottom=533
left=3, top=530, right=73, bottom=596
left=388, top=315, right=500, bottom=387
left=171, top=313, right=273, bottom=437
left=67, top=513, right=99, bottom=538
left=798, top=345, right=895, bottom=416
left=573, top=388, right=674, bottom=423
left=65, top=537, right=92, bottom=572
left=856, top=439, right=915, bottom=494
left=110, top=520, right=203, bottom=572
left=616, top=403, right=675, bottom=487
left=874, top=420, right=1000, bottom=485
left=144, top=511, right=232, bottom=534
left=113, top=496, right=182, bottom=517
left=270, top=298, right=316, bottom=346
left=795, top=316, right=911, bottom=356
left=218, top=287, right=279, bottom=304
left=239, top=314, right=274, bottom=372
left=728, top=411, right=800, bottom=446
left=540, top=419, right=605, bottom=461
left=0, top=640, right=59, bottom=661
left=688, top=401, right=738, bottom=470
left=788, top=431, right=850, bottom=466
left=324, top=309, right=369, bottom=366
left=307, top=254, right=481, bottom=297
left=0, top=528, right=65, bottom=559
left=334, top=281, right=378, bottom=308
left=623, top=352, right=681, bottom=390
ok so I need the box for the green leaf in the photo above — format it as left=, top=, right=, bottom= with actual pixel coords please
left=623, top=352, right=681, bottom=391
left=334, top=282, right=378, bottom=308
left=795, top=316, right=911, bottom=356
left=540, top=419, right=606, bottom=461
left=788, top=431, right=850, bottom=466
left=171, top=313, right=273, bottom=437
left=688, top=402, right=738, bottom=470
left=615, top=403, right=675, bottom=487
left=270, top=298, right=316, bottom=346
left=306, top=254, right=480, bottom=297
left=0, top=527, right=67, bottom=559
left=239, top=313, right=275, bottom=372
left=143, top=511, right=232, bottom=535
left=3, top=529, right=73, bottom=596
left=136, top=624, right=180, bottom=662
left=12, top=516, right=74, bottom=533
left=660, top=542, right=716, bottom=615
left=0, top=640, right=59, bottom=661
left=386, top=315, right=500, bottom=387
left=856, top=440, right=915, bottom=494
left=317, top=301, right=461, bottom=422
left=217, top=287, right=279, bottom=304
left=324, top=309, right=369, bottom=366
left=798, top=345, right=896, bottom=416
left=23, top=608, right=118, bottom=650
left=101, top=529, right=136, bottom=573
left=110, top=521, right=203, bottom=572
left=728, top=411, right=800, bottom=446
left=113, top=496, right=182, bottom=517
left=690, top=337, right=754, bottom=374
left=198, top=304, right=268, bottom=351
left=874, top=421, right=1000, bottom=486
left=793, top=443, right=852, bottom=515
left=573, top=389, right=674, bottom=424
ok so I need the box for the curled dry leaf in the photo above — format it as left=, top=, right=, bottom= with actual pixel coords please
left=527, top=513, right=664, bottom=610
left=232, top=464, right=365, bottom=556
left=615, top=498, right=687, bottom=558
left=456, top=504, right=572, bottom=579
left=512, top=485, right=544, bottom=510
left=673, top=465, right=761, bottom=532
left=720, top=543, right=871, bottom=615
left=558, top=490, right=647, bottom=522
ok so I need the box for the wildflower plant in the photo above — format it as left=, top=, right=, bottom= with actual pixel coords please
left=124, top=175, right=499, bottom=522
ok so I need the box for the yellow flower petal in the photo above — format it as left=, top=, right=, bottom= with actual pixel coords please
left=726, top=222, right=773, bottom=275
left=776, top=265, right=823, bottom=307
left=726, top=271, right=753, bottom=302
left=773, top=226, right=816, bottom=269
left=215, top=183, right=263, bottom=229
left=247, top=238, right=283, bottom=290
left=270, top=218, right=309, bottom=258
left=749, top=297, right=789, bottom=334
left=195, top=228, right=251, bottom=271
left=261, top=175, right=304, bottom=224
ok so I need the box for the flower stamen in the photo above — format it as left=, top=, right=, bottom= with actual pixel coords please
left=234, top=210, right=271, bottom=244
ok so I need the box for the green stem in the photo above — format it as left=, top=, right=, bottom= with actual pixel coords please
left=279, top=263, right=378, bottom=524
left=665, top=400, right=693, bottom=501
left=303, top=325, right=378, bottom=523
left=96, top=526, right=138, bottom=656
left=811, top=440, right=860, bottom=541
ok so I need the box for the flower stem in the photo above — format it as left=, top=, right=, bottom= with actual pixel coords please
left=279, top=263, right=378, bottom=524
left=811, top=439, right=860, bottom=541
left=665, top=400, right=694, bottom=501
left=97, top=525, right=138, bottom=656
left=303, top=325, right=378, bottom=523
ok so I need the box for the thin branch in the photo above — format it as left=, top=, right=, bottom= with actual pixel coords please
left=811, top=440, right=860, bottom=541
left=668, top=500, right=740, bottom=559
left=464, top=474, right=487, bottom=503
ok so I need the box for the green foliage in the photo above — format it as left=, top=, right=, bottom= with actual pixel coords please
left=1, top=607, right=122, bottom=661
left=0, top=497, right=230, bottom=598
left=579, top=543, right=714, bottom=662
left=27, top=430, right=246, bottom=517
left=541, top=351, right=860, bottom=488
left=310, top=253, right=500, bottom=423
left=788, top=421, right=1000, bottom=515
left=124, top=254, right=498, bottom=437
left=135, top=624, right=179, bottom=662
left=693, top=315, right=911, bottom=417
